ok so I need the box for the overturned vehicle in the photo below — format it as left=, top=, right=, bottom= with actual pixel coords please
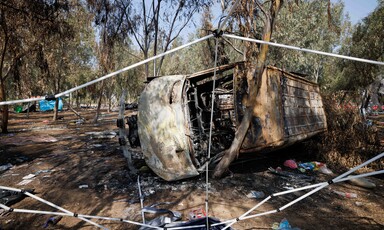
left=134, top=62, right=327, bottom=181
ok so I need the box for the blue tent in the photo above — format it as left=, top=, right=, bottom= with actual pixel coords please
left=39, top=98, right=63, bottom=112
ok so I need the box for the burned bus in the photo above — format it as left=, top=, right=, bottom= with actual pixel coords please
left=136, top=62, right=327, bottom=181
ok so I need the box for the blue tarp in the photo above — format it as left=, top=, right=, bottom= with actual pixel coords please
left=39, top=98, right=63, bottom=112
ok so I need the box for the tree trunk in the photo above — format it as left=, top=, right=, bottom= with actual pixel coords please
left=53, top=98, right=59, bottom=121
left=93, top=80, right=105, bottom=123
left=0, top=78, right=8, bottom=133
left=213, top=0, right=282, bottom=178
left=118, top=90, right=137, bottom=174
left=0, top=22, right=9, bottom=134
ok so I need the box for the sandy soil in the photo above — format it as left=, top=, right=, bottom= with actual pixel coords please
left=0, top=109, right=383, bottom=230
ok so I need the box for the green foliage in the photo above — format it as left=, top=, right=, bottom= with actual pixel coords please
left=331, top=1, right=384, bottom=91
left=268, top=0, right=346, bottom=82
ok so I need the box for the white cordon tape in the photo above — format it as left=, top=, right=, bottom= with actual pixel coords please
left=0, top=34, right=214, bottom=106
left=1, top=33, right=383, bottom=106
left=0, top=186, right=107, bottom=229
left=221, top=152, right=384, bottom=230
left=0, top=169, right=382, bottom=229
left=0, top=96, right=46, bottom=106
left=223, top=34, right=384, bottom=66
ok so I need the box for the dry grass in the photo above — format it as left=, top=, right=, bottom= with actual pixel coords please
left=309, top=93, right=383, bottom=172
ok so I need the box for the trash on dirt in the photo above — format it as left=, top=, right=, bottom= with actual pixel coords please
left=297, top=161, right=333, bottom=175
left=85, top=131, right=117, bottom=139
left=43, top=215, right=62, bottom=228
left=188, top=208, right=206, bottom=220
left=0, top=189, right=34, bottom=206
left=318, top=165, right=333, bottom=175
left=164, top=217, right=233, bottom=230
left=17, top=179, right=34, bottom=186
left=268, top=167, right=315, bottom=189
left=283, top=159, right=298, bottom=169
left=0, top=163, right=13, bottom=172
left=22, top=174, right=36, bottom=180
left=298, top=162, right=316, bottom=172
left=355, top=201, right=364, bottom=206
left=268, top=167, right=315, bottom=182
left=139, top=202, right=182, bottom=230
left=35, top=169, right=51, bottom=175
left=78, top=184, right=89, bottom=189
left=272, top=218, right=301, bottom=230
left=348, top=176, right=376, bottom=189
left=283, top=186, right=295, bottom=190
left=332, top=190, right=357, bottom=198
left=246, top=191, right=265, bottom=199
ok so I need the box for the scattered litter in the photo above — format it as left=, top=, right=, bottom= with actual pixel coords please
left=92, top=144, right=104, bottom=148
left=43, top=215, right=62, bottom=228
left=268, top=167, right=315, bottom=182
left=0, top=189, right=34, bottom=206
left=318, top=165, right=333, bottom=175
left=17, top=179, right=34, bottom=186
left=79, top=184, right=89, bottom=189
left=164, top=217, right=233, bottom=230
left=332, top=190, right=357, bottom=198
left=355, top=201, right=363, bottom=207
left=246, top=191, right=265, bottom=199
left=0, top=163, right=13, bottom=172
left=272, top=218, right=300, bottom=230
left=35, top=169, right=51, bottom=175
left=22, top=174, right=36, bottom=180
left=296, top=161, right=333, bottom=175
left=298, top=162, right=315, bottom=172
left=85, top=131, right=117, bottom=139
left=348, top=176, right=376, bottom=189
left=283, top=186, right=294, bottom=190
left=139, top=202, right=182, bottom=230
left=268, top=167, right=315, bottom=189
left=283, top=159, right=298, bottom=169
left=188, top=208, right=206, bottom=220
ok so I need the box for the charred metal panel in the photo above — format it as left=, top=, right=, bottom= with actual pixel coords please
left=137, top=75, right=199, bottom=181
left=280, top=71, right=327, bottom=138
left=138, top=63, right=327, bottom=181
left=234, top=66, right=327, bottom=154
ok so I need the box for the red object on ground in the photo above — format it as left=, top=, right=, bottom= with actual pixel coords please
left=283, top=159, right=298, bottom=169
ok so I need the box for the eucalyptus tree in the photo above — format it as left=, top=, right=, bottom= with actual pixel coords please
left=0, top=0, right=70, bottom=132
left=119, top=0, right=212, bottom=78
left=87, top=0, right=132, bottom=122
left=210, top=0, right=346, bottom=177
left=333, top=1, right=384, bottom=91
left=268, top=0, right=346, bottom=82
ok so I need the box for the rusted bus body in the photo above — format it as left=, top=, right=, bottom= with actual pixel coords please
left=138, top=62, right=327, bottom=181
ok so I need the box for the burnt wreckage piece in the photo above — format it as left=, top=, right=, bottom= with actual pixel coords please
left=130, top=62, right=327, bottom=181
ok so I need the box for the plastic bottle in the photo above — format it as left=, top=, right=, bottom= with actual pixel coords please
left=332, top=190, right=357, bottom=198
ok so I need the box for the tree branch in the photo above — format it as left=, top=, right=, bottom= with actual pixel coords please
left=223, top=37, right=244, bottom=55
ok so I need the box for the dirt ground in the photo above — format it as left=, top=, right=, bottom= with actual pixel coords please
left=0, top=109, right=383, bottom=230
